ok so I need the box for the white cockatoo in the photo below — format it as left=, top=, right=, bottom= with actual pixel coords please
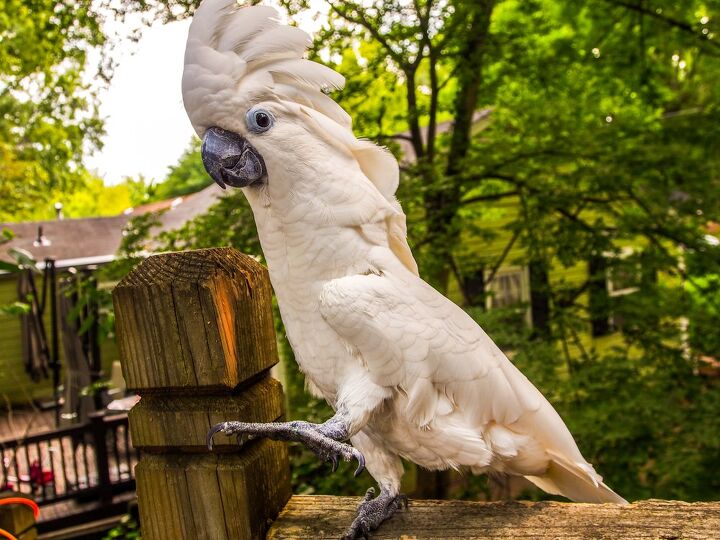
left=183, top=1, right=627, bottom=537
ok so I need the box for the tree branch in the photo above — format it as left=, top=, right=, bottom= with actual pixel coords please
left=459, top=191, right=520, bottom=205
left=602, top=0, right=720, bottom=50
left=326, top=1, right=408, bottom=67
left=484, top=227, right=521, bottom=286
left=404, top=65, right=426, bottom=160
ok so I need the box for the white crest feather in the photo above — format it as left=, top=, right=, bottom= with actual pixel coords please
left=183, top=0, right=344, bottom=134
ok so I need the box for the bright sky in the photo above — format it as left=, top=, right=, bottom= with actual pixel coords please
left=85, top=19, right=195, bottom=185
left=86, top=2, right=328, bottom=186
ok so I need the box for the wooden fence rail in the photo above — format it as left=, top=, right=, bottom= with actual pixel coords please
left=114, top=248, right=720, bottom=540
left=268, top=497, right=720, bottom=539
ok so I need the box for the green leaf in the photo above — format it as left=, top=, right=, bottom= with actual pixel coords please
left=9, top=248, right=39, bottom=273
left=0, top=260, right=20, bottom=274
left=0, top=301, right=31, bottom=316
left=0, top=228, right=15, bottom=245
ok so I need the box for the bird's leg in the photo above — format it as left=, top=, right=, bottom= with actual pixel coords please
left=206, top=411, right=365, bottom=475
left=342, top=486, right=408, bottom=540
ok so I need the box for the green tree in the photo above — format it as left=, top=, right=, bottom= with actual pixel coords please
left=0, top=0, right=108, bottom=221
left=56, top=176, right=136, bottom=219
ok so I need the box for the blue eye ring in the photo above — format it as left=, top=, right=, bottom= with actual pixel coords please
left=246, top=107, right=274, bottom=133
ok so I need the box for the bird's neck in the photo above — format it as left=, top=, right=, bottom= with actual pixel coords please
left=254, top=209, right=374, bottom=287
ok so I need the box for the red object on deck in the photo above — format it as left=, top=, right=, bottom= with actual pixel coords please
left=28, top=461, right=54, bottom=487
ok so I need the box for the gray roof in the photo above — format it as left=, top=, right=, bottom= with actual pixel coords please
left=0, top=184, right=225, bottom=269
left=149, top=184, right=224, bottom=233
left=0, top=215, right=130, bottom=267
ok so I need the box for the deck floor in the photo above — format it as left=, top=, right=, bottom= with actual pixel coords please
left=37, top=490, right=136, bottom=527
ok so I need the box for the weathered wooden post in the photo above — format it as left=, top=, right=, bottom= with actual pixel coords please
left=113, top=247, right=291, bottom=540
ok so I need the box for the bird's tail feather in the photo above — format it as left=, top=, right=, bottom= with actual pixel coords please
left=525, top=454, right=628, bottom=504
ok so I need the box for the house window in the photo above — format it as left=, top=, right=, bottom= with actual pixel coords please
left=485, top=266, right=532, bottom=328
left=607, top=263, right=641, bottom=297
left=606, top=248, right=642, bottom=332
left=590, top=248, right=642, bottom=336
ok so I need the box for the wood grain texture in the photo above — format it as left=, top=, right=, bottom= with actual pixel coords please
left=136, top=440, right=291, bottom=540
left=113, top=248, right=292, bottom=539
left=129, top=376, right=285, bottom=451
left=112, top=247, right=278, bottom=392
left=267, top=496, right=720, bottom=540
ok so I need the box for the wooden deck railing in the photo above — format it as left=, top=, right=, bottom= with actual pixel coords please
left=0, top=412, right=137, bottom=506
left=113, top=248, right=720, bottom=540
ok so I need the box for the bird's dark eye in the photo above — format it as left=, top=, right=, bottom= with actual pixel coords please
left=256, top=112, right=270, bottom=128
left=246, top=107, right=274, bottom=133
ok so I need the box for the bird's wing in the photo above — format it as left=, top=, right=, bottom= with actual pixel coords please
left=318, top=268, right=605, bottom=482
left=319, top=270, right=543, bottom=426
left=321, top=268, right=627, bottom=503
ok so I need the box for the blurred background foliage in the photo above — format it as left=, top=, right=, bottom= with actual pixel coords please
left=2, top=0, right=720, bottom=504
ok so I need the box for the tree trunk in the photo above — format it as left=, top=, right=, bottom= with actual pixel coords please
left=414, top=1, right=496, bottom=499
left=422, top=1, right=496, bottom=293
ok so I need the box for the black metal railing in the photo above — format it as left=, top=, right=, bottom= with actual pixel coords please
left=0, top=412, right=137, bottom=506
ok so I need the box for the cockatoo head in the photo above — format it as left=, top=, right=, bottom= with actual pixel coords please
left=182, top=0, right=400, bottom=213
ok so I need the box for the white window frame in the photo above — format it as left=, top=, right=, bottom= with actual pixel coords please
left=604, top=247, right=640, bottom=298
left=485, top=266, right=532, bottom=327
left=602, top=247, right=641, bottom=331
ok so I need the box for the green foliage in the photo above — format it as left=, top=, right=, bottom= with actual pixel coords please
left=102, top=513, right=141, bottom=540
left=686, top=243, right=720, bottom=357
left=80, top=379, right=114, bottom=397
left=535, top=345, right=720, bottom=501
left=0, top=301, right=31, bottom=316
left=151, top=139, right=213, bottom=202
left=158, top=191, right=260, bottom=253
left=57, top=176, right=135, bottom=219
left=0, top=0, right=107, bottom=221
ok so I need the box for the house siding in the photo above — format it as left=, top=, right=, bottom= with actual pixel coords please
left=0, top=273, right=120, bottom=406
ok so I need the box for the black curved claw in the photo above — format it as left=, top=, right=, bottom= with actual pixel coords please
left=331, top=454, right=339, bottom=473
left=206, top=422, right=227, bottom=450
left=354, top=451, right=366, bottom=477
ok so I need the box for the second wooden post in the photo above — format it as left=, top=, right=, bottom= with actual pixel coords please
left=113, top=247, right=291, bottom=540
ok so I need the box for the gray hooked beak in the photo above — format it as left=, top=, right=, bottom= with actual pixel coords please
left=201, top=126, right=267, bottom=189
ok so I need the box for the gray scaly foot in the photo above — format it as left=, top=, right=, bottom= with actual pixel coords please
left=342, top=487, right=408, bottom=539
left=207, top=419, right=365, bottom=475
